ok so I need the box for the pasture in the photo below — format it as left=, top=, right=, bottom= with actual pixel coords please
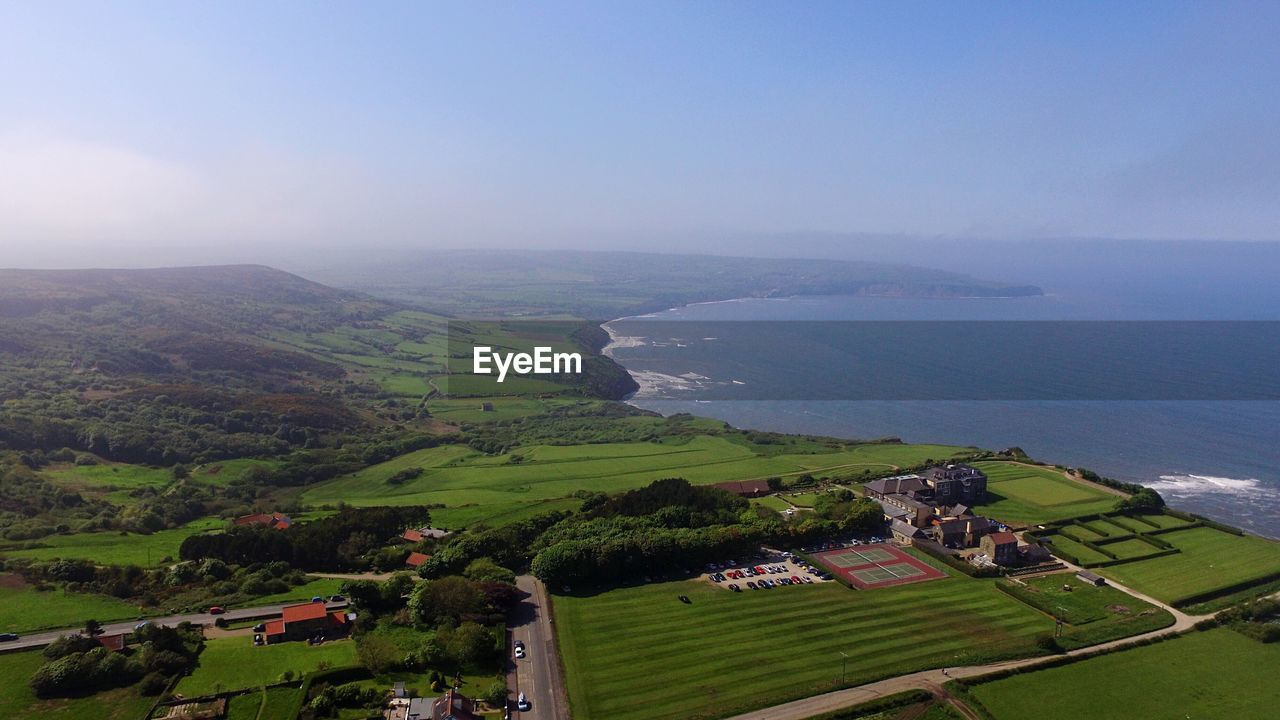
left=2, top=517, right=225, bottom=567
left=554, top=571, right=1050, bottom=720
left=0, top=649, right=153, bottom=720
left=226, top=687, right=304, bottom=720
left=971, top=462, right=1118, bottom=525
left=968, top=629, right=1280, bottom=720
left=1097, top=525, right=1280, bottom=605
left=0, top=574, right=141, bottom=633
left=176, top=637, right=358, bottom=696
left=302, top=436, right=969, bottom=525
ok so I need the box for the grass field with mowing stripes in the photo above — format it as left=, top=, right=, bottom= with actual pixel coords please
left=554, top=571, right=1050, bottom=720
left=969, top=629, right=1280, bottom=720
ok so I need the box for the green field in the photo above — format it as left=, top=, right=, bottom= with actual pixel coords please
left=1097, top=526, right=1280, bottom=605
left=971, top=462, right=1118, bottom=525
left=969, top=629, right=1280, bottom=720
left=1, top=517, right=225, bottom=567
left=176, top=637, right=358, bottom=695
left=303, top=437, right=968, bottom=523
left=554, top=565, right=1051, bottom=720
left=752, top=495, right=794, bottom=513
left=1001, top=575, right=1173, bottom=650
left=0, top=574, right=143, bottom=633
left=0, top=649, right=154, bottom=720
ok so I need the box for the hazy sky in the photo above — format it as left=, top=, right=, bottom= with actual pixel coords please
left=2, top=1, right=1278, bottom=266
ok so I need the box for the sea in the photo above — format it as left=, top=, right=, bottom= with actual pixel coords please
left=605, top=246, right=1280, bottom=539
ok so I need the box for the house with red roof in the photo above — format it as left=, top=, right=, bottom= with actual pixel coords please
left=263, top=602, right=352, bottom=644
left=405, top=551, right=430, bottom=569
left=96, top=633, right=126, bottom=652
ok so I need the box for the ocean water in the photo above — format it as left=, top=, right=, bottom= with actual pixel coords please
left=607, top=293, right=1280, bottom=538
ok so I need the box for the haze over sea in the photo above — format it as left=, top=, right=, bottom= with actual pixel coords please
left=607, top=243, right=1280, bottom=538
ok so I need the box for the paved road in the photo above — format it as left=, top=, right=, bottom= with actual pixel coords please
left=508, top=575, right=568, bottom=720
left=0, top=601, right=348, bottom=653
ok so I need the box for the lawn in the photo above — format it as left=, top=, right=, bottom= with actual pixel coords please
left=970, top=462, right=1118, bottom=525
left=1098, top=537, right=1161, bottom=560
left=226, top=686, right=304, bottom=720
left=238, top=577, right=348, bottom=608
left=0, top=649, right=154, bottom=720
left=969, top=629, right=1280, bottom=720
left=554, top=568, right=1051, bottom=720
left=0, top=574, right=142, bottom=633
left=752, top=495, right=794, bottom=513
left=1041, top=534, right=1111, bottom=565
left=176, top=637, right=358, bottom=695
left=2, top=517, right=225, bottom=567
left=1097, top=526, right=1280, bottom=606
left=302, top=436, right=969, bottom=517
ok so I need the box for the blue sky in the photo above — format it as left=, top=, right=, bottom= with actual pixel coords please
left=1, top=1, right=1277, bottom=263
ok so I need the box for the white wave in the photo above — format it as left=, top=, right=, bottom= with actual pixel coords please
left=731, top=379, right=746, bottom=385
left=1147, top=473, right=1265, bottom=497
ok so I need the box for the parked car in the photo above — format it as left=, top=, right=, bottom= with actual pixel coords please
left=253, top=622, right=266, bottom=632
left=791, top=575, right=802, bottom=583
left=514, top=640, right=526, bottom=651
left=207, top=606, right=225, bottom=615
left=0, top=633, right=18, bottom=642
left=515, top=646, right=526, bottom=659
left=329, top=594, right=345, bottom=602
left=517, top=693, right=531, bottom=711
left=253, top=633, right=264, bottom=646
left=311, top=596, right=324, bottom=603
left=747, top=581, right=757, bottom=590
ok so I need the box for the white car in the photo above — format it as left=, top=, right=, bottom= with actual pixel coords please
left=514, top=645, right=526, bottom=659
left=517, top=693, right=531, bottom=711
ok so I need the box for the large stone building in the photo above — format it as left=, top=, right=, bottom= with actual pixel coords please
left=924, top=464, right=988, bottom=504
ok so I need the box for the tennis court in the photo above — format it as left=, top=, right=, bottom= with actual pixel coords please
left=813, top=543, right=946, bottom=590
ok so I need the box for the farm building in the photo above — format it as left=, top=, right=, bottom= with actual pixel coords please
left=1077, top=570, right=1106, bottom=586
left=711, top=479, right=773, bottom=498
left=262, top=602, right=352, bottom=644
left=403, top=527, right=453, bottom=543
left=405, top=551, right=431, bottom=568
left=233, top=511, right=292, bottom=530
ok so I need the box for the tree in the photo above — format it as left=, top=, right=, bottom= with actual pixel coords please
left=357, top=634, right=401, bottom=675
left=408, top=576, right=486, bottom=626
left=84, top=619, right=103, bottom=636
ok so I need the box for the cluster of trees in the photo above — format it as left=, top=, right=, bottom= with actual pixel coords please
left=1211, top=598, right=1280, bottom=643
left=1115, top=487, right=1165, bottom=513
left=179, top=506, right=430, bottom=570
left=0, top=461, right=115, bottom=541
left=30, top=623, right=202, bottom=698
left=419, top=511, right=569, bottom=578
left=10, top=556, right=317, bottom=608
left=307, top=682, right=384, bottom=717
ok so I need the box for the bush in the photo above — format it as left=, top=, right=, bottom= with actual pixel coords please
left=138, top=671, right=169, bottom=696
left=481, top=680, right=509, bottom=707
left=1035, top=634, right=1063, bottom=653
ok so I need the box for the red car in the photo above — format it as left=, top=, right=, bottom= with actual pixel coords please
left=207, top=606, right=226, bottom=615
left=791, top=575, right=802, bottom=584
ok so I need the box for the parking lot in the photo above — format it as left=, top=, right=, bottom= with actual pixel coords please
left=701, top=551, right=833, bottom=593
